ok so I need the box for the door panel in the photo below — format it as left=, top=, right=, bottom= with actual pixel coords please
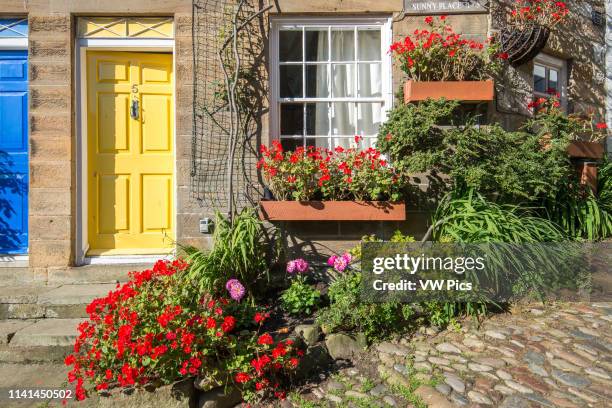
left=87, top=51, right=174, bottom=255
left=0, top=50, right=28, bottom=254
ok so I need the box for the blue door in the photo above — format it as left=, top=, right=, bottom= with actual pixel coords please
left=0, top=50, right=28, bottom=254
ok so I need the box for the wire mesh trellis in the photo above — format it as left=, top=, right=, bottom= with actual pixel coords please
left=191, top=0, right=269, bottom=216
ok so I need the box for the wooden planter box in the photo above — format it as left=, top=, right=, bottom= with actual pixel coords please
left=404, top=80, right=494, bottom=103
left=567, top=141, right=605, bottom=159
left=259, top=201, right=406, bottom=221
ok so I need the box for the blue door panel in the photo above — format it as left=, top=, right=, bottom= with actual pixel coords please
left=0, top=50, right=28, bottom=254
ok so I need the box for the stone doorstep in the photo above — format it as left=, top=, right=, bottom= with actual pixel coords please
left=37, top=283, right=117, bottom=306
left=9, top=318, right=83, bottom=348
left=0, top=285, right=58, bottom=304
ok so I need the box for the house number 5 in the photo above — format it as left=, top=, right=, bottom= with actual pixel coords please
left=132, top=85, right=139, bottom=93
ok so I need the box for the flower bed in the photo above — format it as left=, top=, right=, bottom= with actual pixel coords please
left=259, top=200, right=406, bottom=221
left=257, top=139, right=404, bottom=221
left=64, top=260, right=303, bottom=403
left=389, top=16, right=505, bottom=102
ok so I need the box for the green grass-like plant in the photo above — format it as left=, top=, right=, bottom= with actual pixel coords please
left=182, top=208, right=270, bottom=296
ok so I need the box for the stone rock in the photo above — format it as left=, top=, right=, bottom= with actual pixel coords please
left=326, top=394, right=343, bottom=403
left=443, top=372, right=465, bottom=393
left=428, top=356, right=451, bottom=366
left=467, top=363, right=493, bottom=372
left=504, top=380, right=532, bottom=394
left=325, top=333, right=365, bottom=360
left=550, top=358, right=581, bottom=373
left=555, top=350, right=591, bottom=367
left=468, top=390, right=493, bottom=405
left=375, top=341, right=408, bottom=356
left=485, top=330, right=507, bottom=340
left=369, top=384, right=387, bottom=397
left=436, top=342, right=461, bottom=354
left=472, top=357, right=505, bottom=368
left=393, top=364, right=408, bottom=375
left=584, top=367, right=610, bottom=380
left=414, top=385, right=454, bottom=408
left=382, top=396, right=397, bottom=406
left=345, top=390, right=368, bottom=399
left=379, top=352, right=396, bottom=366
left=499, top=394, right=530, bottom=408
left=198, top=385, right=242, bottom=408
left=496, top=369, right=512, bottom=380
left=523, top=350, right=545, bottom=365
left=97, top=379, right=196, bottom=408
left=435, top=383, right=451, bottom=396
left=450, top=392, right=469, bottom=406
left=327, top=380, right=345, bottom=392
left=523, top=393, right=555, bottom=408
left=463, top=337, right=485, bottom=350
left=527, top=362, right=548, bottom=377
left=551, top=370, right=591, bottom=388
left=295, top=324, right=320, bottom=346
left=494, top=384, right=515, bottom=395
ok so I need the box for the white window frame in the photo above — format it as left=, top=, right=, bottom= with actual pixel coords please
left=269, top=16, right=393, bottom=148
left=533, top=53, right=568, bottom=110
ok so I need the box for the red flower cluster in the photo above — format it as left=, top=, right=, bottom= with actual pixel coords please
left=258, top=138, right=400, bottom=201
left=64, top=260, right=303, bottom=403
left=510, top=0, right=569, bottom=28
left=389, top=16, right=505, bottom=81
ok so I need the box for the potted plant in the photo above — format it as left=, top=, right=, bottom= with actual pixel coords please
left=257, top=139, right=405, bottom=221
left=501, top=0, right=569, bottom=67
left=390, top=16, right=506, bottom=103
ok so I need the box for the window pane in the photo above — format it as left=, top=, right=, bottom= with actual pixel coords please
left=305, top=138, right=329, bottom=149
left=279, top=30, right=302, bottom=62
left=280, top=104, right=304, bottom=135
left=305, top=29, right=328, bottom=61
left=357, top=103, right=383, bottom=136
left=548, top=69, right=559, bottom=93
left=306, top=103, right=329, bottom=136
left=332, top=137, right=368, bottom=150
left=332, top=102, right=356, bottom=136
left=280, top=65, right=303, bottom=98
left=331, top=29, right=355, bottom=61
left=534, top=64, right=546, bottom=93
left=306, top=65, right=329, bottom=98
left=280, top=138, right=303, bottom=151
left=358, top=29, right=381, bottom=60
left=358, top=63, right=382, bottom=97
left=332, top=64, right=355, bottom=97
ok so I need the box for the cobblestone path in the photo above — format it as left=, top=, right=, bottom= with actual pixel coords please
left=288, top=302, right=612, bottom=408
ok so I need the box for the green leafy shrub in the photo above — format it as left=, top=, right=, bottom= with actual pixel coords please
left=376, top=99, right=457, bottom=174
left=64, top=261, right=303, bottom=403
left=183, top=208, right=270, bottom=296
left=442, top=124, right=571, bottom=202
left=316, top=272, right=413, bottom=343
left=281, top=279, right=321, bottom=316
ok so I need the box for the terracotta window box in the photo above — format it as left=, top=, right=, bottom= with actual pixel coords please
left=259, top=201, right=406, bottom=221
left=404, top=80, right=494, bottom=103
left=567, top=141, right=605, bottom=160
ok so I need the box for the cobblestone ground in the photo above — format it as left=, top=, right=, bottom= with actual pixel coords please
left=286, top=302, right=611, bottom=408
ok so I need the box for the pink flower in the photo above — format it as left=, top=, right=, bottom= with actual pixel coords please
left=225, top=279, right=246, bottom=302
left=287, top=258, right=309, bottom=274
left=328, top=252, right=352, bottom=272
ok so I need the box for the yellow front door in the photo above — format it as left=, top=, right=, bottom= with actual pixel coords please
left=87, top=51, right=174, bottom=255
